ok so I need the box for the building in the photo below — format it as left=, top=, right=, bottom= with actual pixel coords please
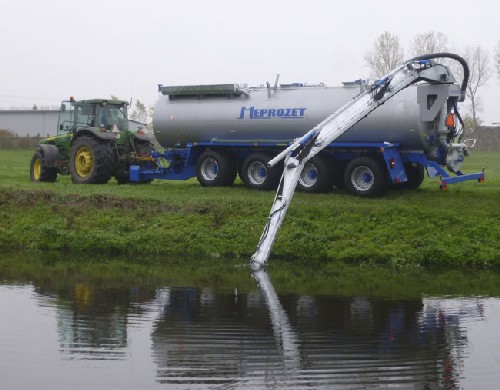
left=0, top=109, right=147, bottom=137
left=0, top=109, right=59, bottom=137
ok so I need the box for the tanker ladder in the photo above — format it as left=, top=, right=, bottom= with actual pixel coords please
left=250, top=53, right=469, bottom=271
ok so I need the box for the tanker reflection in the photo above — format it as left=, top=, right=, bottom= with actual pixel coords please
left=151, top=271, right=300, bottom=387
left=150, top=275, right=484, bottom=388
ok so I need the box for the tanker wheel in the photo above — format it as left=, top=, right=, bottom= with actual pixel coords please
left=399, top=163, right=425, bottom=189
left=70, top=136, right=114, bottom=184
left=344, top=156, right=388, bottom=197
left=332, top=162, right=346, bottom=189
left=297, top=156, right=334, bottom=193
left=196, top=150, right=237, bottom=187
left=30, top=150, right=57, bottom=182
left=240, top=153, right=282, bottom=191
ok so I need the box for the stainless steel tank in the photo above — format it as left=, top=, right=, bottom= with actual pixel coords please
left=153, top=83, right=429, bottom=150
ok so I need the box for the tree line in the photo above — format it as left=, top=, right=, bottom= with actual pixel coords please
left=128, top=33, right=500, bottom=131
left=365, top=31, right=500, bottom=131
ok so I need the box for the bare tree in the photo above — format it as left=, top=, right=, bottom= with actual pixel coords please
left=364, top=32, right=404, bottom=78
left=409, top=32, right=449, bottom=57
left=148, top=106, right=155, bottom=127
left=496, top=41, right=500, bottom=80
left=130, top=99, right=148, bottom=124
left=451, top=45, right=491, bottom=131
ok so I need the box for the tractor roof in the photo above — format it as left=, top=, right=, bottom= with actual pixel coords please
left=76, top=99, right=129, bottom=106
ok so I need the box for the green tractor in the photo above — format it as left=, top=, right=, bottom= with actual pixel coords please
left=30, top=98, right=154, bottom=184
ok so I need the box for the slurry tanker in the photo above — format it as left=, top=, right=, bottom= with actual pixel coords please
left=31, top=53, right=484, bottom=198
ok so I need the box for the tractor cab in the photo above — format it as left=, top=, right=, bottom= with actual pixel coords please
left=57, top=98, right=129, bottom=135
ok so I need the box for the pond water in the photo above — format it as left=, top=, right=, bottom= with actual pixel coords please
left=1, top=260, right=500, bottom=389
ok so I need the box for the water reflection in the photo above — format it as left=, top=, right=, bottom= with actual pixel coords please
left=0, top=261, right=497, bottom=389
left=148, top=272, right=483, bottom=389
left=35, top=282, right=157, bottom=360
left=252, top=269, right=300, bottom=373
left=151, top=270, right=300, bottom=387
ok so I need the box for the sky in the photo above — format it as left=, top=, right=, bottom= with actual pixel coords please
left=1, top=0, right=499, bottom=124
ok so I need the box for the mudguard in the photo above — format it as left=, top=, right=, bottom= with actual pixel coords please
left=39, top=144, right=60, bottom=168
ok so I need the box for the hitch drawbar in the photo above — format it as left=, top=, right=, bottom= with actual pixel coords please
left=439, top=169, right=485, bottom=190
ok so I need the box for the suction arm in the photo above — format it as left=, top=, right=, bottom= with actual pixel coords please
left=409, top=52, right=469, bottom=102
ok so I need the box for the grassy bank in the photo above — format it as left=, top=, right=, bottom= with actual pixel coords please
left=1, top=149, right=499, bottom=269
left=3, top=251, right=500, bottom=298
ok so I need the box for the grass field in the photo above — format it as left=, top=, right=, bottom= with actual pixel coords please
left=0, top=148, right=499, bottom=269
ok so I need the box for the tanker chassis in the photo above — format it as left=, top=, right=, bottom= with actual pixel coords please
left=131, top=68, right=484, bottom=197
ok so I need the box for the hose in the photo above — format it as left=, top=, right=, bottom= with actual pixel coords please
left=408, top=52, right=469, bottom=102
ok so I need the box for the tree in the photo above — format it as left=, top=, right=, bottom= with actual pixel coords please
left=496, top=41, right=500, bottom=80
left=148, top=106, right=155, bottom=125
left=364, top=32, right=404, bottom=78
left=409, top=32, right=449, bottom=57
left=130, top=99, right=148, bottom=124
left=451, top=45, right=491, bottom=132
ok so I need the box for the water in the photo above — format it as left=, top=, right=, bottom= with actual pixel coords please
left=1, top=264, right=500, bottom=389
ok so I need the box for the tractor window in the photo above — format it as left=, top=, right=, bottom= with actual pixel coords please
left=74, top=103, right=98, bottom=128
left=57, top=101, right=75, bottom=134
left=99, top=104, right=128, bottom=130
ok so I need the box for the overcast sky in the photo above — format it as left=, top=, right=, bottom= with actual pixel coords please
left=1, top=0, right=499, bottom=123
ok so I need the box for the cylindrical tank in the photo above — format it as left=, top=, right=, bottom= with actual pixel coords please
left=153, top=83, right=428, bottom=150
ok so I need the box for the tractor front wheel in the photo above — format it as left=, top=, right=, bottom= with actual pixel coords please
left=30, top=150, right=57, bottom=182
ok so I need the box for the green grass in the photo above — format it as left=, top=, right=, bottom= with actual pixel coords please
left=1, top=148, right=499, bottom=269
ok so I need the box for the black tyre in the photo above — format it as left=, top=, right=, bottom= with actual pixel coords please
left=297, top=156, right=334, bottom=193
left=196, top=150, right=237, bottom=187
left=70, top=136, right=115, bottom=184
left=344, top=156, right=388, bottom=197
left=240, top=153, right=282, bottom=190
left=30, top=150, right=57, bottom=182
left=400, top=163, right=425, bottom=189
left=332, top=162, right=346, bottom=189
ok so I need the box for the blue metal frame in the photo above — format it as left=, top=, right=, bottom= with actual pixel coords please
left=404, top=152, right=485, bottom=188
left=128, top=140, right=485, bottom=189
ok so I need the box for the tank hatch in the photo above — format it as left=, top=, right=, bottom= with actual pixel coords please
left=158, top=83, right=246, bottom=98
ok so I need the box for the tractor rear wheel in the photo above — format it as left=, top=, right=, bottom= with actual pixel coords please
left=30, top=150, right=57, bottom=182
left=70, top=136, right=114, bottom=184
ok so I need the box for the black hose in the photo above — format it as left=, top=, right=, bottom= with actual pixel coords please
left=408, top=52, right=469, bottom=102
left=454, top=101, right=466, bottom=141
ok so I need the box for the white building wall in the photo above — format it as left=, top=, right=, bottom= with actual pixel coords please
left=0, top=110, right=59, bottom=137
